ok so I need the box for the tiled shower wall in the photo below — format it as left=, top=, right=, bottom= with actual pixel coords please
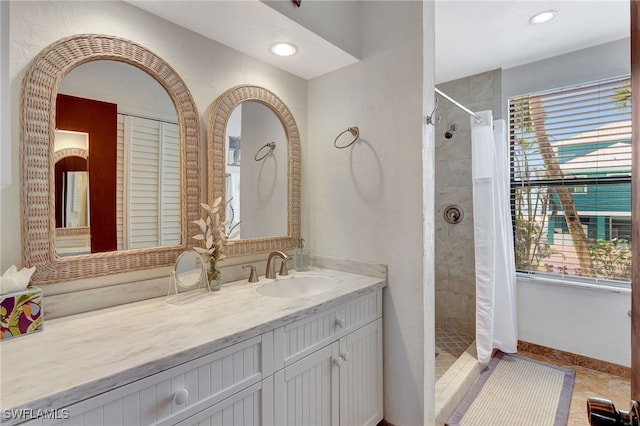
left=435, top=69, right=502, bottom=337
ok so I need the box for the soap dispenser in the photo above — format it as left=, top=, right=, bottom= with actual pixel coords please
left=294, top=238, right=309, bottom=271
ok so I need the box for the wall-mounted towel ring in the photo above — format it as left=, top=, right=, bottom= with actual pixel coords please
left=334, top=127, right=360, bottom=149
left=254, top=142, right=276, bottom=161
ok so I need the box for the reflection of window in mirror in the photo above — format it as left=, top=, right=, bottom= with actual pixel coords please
left=54, top=130, right=91, bottom=257
left=54, top=130, right=89, bottom=229
left=228, top=136, right=241, bottom=166
left=62, top=171, right=89, bottom=227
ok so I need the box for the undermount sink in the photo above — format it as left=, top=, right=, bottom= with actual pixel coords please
left=256, top=275, right=338, bottom=298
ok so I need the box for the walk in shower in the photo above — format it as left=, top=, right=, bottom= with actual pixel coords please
left=433, top=69, right=508, bottom=423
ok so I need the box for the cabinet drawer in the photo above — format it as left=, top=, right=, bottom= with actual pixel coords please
left=177, top=377, right=273, bottom=426
left=25, top=333, right=272, bottom=426
left=275, top=289, right=381, bottom=367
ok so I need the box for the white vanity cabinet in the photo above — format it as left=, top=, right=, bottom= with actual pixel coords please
left=273, top=290, right=383, bottom=426
left=17, top=288, right=382, bottom=426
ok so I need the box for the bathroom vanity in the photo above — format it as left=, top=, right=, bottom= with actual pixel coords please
left=10, top=32, right=384, bottom=426
left=0, top=268, right=384, bottom=426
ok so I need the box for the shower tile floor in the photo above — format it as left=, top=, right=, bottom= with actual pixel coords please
left=435, top=328, right=475, bottom=380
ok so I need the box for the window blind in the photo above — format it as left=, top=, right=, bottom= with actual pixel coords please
left=509, top=76, right=632, bottom=282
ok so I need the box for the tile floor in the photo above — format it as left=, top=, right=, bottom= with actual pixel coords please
left=435, top=328, right=475, bottom=381
left=435, top=329, right=631, bottom=425
left=517, top=350, right=632, bottom=426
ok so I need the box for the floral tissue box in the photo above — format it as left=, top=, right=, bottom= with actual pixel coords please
left=0, top=287, right=43, bottom=341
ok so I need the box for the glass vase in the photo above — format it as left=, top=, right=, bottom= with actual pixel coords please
left=206, top=259, right=221, bottom=291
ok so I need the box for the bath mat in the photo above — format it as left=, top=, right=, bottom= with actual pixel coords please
left=446, top=351, right=575, bottom=426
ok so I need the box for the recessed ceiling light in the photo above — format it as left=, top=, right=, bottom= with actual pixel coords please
left=270, top=42, right=297, bottom=57
left=529, top=10, right=558, bottom=25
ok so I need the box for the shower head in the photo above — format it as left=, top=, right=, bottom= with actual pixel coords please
left=445, top=124, right=457, bottom=139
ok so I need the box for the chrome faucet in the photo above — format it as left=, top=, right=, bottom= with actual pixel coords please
left=265, top=251, right=290, bottom=279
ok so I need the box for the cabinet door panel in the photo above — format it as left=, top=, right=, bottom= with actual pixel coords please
left=274, top=342, right=339, bottom=426
left=339, top=319, right=383, bottom=426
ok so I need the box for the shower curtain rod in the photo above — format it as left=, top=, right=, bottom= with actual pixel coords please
left=435, top=88, right=483, bottom=122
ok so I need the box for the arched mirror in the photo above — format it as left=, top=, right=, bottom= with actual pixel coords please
left=21, top=35, right=200, bottom=284
left=208, top=86, right=301, bottom=256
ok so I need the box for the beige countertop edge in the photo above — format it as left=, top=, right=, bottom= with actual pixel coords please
left=0, top=268, right=386, bottom=414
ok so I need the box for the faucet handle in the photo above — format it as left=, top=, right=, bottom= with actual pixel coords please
left=243, top=265, right=259, bottom=283
left=279, top=258, right=290, bottom=276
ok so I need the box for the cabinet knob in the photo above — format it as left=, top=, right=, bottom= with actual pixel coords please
left=173, top=388, right=189, bottom=405
left=335, top=318, right=345, bottom=328
left=341, top=352, right=350, bottom=362
left=333, top=356, right=344, bottom=367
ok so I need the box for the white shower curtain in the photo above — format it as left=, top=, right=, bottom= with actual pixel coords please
left=471, top=110, right=518, bottom=364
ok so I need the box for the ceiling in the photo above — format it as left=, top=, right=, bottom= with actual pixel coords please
left=128, top=0, right=630, bottom=83
left=126, top=0, right=358, bottom=80
left=435, top=0, right=630, bottom=83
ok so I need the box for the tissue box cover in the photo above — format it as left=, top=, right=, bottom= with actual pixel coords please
left=0, top=287, right=43, bottom=341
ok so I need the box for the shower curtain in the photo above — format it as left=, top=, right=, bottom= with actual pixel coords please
left=471, top=110, right=518, bottom=364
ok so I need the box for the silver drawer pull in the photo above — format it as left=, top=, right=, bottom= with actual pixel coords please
left=173, top=388, right=189, bottom=405
left=335, top=318, right=345, bottom=328
left=333, top=356, right=344, bottom=367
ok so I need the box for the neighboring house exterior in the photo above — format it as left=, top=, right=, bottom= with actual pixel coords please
left=546, top=120, right=632, bottom=244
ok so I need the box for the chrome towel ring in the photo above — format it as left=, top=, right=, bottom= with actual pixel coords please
left=254, top=141, right=276, bottom=161
left=334, top=127, right=360, bottom=149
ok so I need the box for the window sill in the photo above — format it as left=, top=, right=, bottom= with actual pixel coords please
left=516, top=272, right=631, bottom=295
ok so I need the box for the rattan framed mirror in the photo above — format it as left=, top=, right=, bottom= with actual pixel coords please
left=21, top=34, right=200, bottom=284
left=207, top=85, right=301, bottom=256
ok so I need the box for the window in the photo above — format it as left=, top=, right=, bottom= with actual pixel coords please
left=509, top=76, right=632, bottom=283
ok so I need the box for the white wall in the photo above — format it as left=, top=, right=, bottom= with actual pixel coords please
left=423, top=3, right=437, bottom=422
left=0, top=0, right=9, bottom=190
left=503, top=38, right=632, bottom=366
left=3, top=0, right=307, bottom=276
left=518, top=277, right=631, bottom=366
left=307, top=2, right=432, bottom=424
left=503, top=38, right=630, bottom=112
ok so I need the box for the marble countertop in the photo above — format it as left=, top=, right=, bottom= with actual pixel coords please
left=0, top=267, right=385, bottom=413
